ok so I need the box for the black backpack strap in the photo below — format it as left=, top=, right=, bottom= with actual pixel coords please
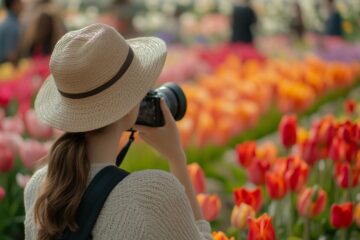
left=61, top=166, right=129, bottom=240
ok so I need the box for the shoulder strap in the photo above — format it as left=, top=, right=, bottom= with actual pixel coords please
left=61, top=166, right=129, bottom=240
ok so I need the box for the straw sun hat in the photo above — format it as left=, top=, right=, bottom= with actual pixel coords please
left=35, top=23, right=167, bottom=132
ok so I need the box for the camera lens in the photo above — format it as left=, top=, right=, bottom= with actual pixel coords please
left=156, top=83, right=187, bottom=121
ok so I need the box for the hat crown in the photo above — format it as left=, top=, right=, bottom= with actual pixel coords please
left=50, top=24, right=129, bottom=94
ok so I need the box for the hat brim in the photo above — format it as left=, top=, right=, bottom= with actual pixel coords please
left=35, top=37, right=167, bottom=132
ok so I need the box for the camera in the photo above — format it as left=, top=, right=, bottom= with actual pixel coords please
left=136, top=83, right=187, bottom=127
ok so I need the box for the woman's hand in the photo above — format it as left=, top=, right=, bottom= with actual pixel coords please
left=134, top=99, right=186, bottom=166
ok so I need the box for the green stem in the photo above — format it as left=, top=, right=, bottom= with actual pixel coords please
left=287, top=192, right=293, bottom=237
left=303, top=217, right=310, bottom=240
left=340, top=228, right=347, bottom=240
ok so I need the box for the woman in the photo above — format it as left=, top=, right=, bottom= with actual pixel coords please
left=24, top=23, right=213, bottom=240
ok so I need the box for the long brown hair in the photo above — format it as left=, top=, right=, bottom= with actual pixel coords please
left=34, top=132, right=90, bottom=240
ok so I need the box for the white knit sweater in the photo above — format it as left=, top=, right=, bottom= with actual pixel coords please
left=24, top=164, right=213, bottom=240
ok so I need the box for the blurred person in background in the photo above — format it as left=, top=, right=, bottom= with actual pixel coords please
left=289, top=2, right=305, bottom=41
left=324, top=0, right=343, bottom=37
left=231, top=0, right=257, bottom=44
left=20, top=1, right=65, bottom=58
left=0, top=0, right=23, bottom=64
left=110, top=0, right=138, bottom=38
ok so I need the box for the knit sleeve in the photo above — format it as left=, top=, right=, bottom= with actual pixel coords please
left=133, top=170, right=213, bottom=240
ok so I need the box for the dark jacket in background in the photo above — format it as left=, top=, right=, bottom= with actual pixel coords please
left=325, top=11, right=343, bottom=37
left=231, top=5, right=257, bottom=43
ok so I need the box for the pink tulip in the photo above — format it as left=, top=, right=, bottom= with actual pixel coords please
left=16, top=173, right=32, bottom=188
left=24, top=109, right=53, bottom=139
left=1, top=116, right=25, bottom=135
left=188, top=163, right=206, bottom=194
left=0, top=186, right=5, bottom=201
left=0, top=87, right=12, bottom=107
left=0, top=132, right=23, bottom=156
left=0, top=146, right=14, bottom=172
left=19, top=140, right=48, bottom=169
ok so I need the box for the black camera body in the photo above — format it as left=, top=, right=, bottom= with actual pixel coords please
left=135, top=83, right=187, bottom=127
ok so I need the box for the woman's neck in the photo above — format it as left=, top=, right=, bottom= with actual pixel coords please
left=86, top=127, right=123, bottom=165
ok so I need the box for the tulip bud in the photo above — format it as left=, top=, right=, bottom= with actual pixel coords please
left=334, top=162, right=359, bottom=188
left=330, top=202, right=353, bottom=229
left=247, top=157, right=271, bottom=185
left=265, top=171, right=287, bottom=199
left=231, top=203, right=255, bottom=229
left=344, top=99, right=356, bottom=115
left=233, top=187, right=262, bottom=213
left=24, top=110, right=53, bottom=140
left=235, top=141, right=256, bottom=168
left=248, top=214, right=276, bottom=240
left=279, top=115, right=297, bottom=149
left=19, top=140, right=48, bottom=169
left=212, top=231, right=234, bottom=240
left=297, top=186, right=327, bottom=218
left=188, top=163, right=206, bottom=194
left=197, top=193, right=221, bottom=222
left=0, top=186, right=5, bottom=201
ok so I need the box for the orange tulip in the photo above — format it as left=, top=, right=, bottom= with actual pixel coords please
left=331, top=202, right=353, bottom=229
left=235, top=141, right=256, bottom=168
left=334, top=162, right=360, bottom=188
left=297, top=187, right=327, bottom=218
left=233, top=187, right=262, bottom=213
left=197, top=193, right=221, bottom=221
left=212, top=231, right=235, bottom=240
left=311, top=115, right=336, bottom=149
left=187, top=163, right=206, bottom=194
left=265, top=171, right=287, bottom=199
left=231, top=203, right=255, bottom=229
left=248, top=214, right=276, bottom=240
left=279, top=115, right=297, bottom=149
left=355, top=202, right=360, bottom=228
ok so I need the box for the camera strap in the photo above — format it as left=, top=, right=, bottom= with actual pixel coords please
left=115, top=130, right=136, bottom=167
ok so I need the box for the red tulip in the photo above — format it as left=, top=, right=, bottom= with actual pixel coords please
left=233, top=187, right=262, bottom=213
left=235, top=141, right=256, bottom=168
left=197, top=193, right=221, bottom=221
left=188, top=163, right=206, bottom=194
left=331, top=202, right=353, bottom=229
left=311, top=115, right=336, bottom=148
left=355, top=202, right=360, bottom=228
left=231, top=203, right=255, bottom=229
left=334, top=162, right=360, bottom=188
left=0, top=87, right=12, bottom=107
left=0, top=145, right=14, bottom=172
left=329, top=137, right=358, bottom=163
left=279, top=115, right=297, bottom=148
left=0, top=186, right=5, bottom=201
left=24, top=109, right=53, bottom=140
left=248, top=214, right=276, bottom=240
left=265, top=171, right=288, bottom=199
left=344, top=99, right=356, bottom=115
left=284, top=157, right=309, bottom=192
left=299, top=138, right=319, bottom=166
left=297, top=187, right=327, bottom=218
left=247, top=157, right=271, bottom=185
left=1, top=116, right=25, bottom=135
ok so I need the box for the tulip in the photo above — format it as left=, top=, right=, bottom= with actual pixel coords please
left=330, top=202, right=353, bottom=229
left=248, top=214, right=276, bottom=240
left=0, top=146, right=14, bottom=172
left=197, top=193, right=221, bottom=222
left=19, top=140, right=48, bottom=169
left=0, top=132, right=23, bottom=155
left=344, top=99, right=356, bottom=115
left=0, top=87, right=12, bottom=107
left=1, top=116, right=25, bottom=135
left=187, top=163, right=206, bottom=194
left=297, top=187, right=327, bottom=218
left=212, top=231, right=234, bottom=240
left=311, top=115, right=336, bottom=148
left=247, top=157, right=271, bottom=185
left=235, top=141, right=256, bottom=168
left=16, top=173, right=32, bottom=188
left=334, top=162, right=359, bottom=188
left=265, top=171, right=287, bottom=199
left=355, top=202, right=360, bottom=228
left=299, top=138, right=319, bottom=166
left=279, top=115, right=297, bottom=149
left=0, top=186, right=5, bottom=201
left=24, top=109, right=53, bottom=140
left=233, top=187, right=262, bottom=213
left=284, top=157, right=309, bottom=192
left=231, top=203, right=255, bottom=229
left=329, top=137, right=358, bottom=164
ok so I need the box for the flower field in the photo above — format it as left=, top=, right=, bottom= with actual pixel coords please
left=1, top=39, right=360, bottom=239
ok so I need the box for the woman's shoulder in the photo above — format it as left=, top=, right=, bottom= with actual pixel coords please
left=126, top=169, right=183, bottom=189
left=24, top=165, right=48, bottom=211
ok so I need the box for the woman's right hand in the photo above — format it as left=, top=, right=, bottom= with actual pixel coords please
left=134, top=99, right=187, bottom=166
